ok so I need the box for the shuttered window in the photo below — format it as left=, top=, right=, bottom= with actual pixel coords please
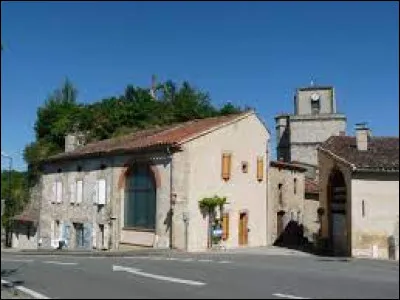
left=257, top=156, right=264, bottom=182
left=222, top=213, right=230, bottom=240
left=221, top=153, right=232, bottom=181
left=97, top=179, right=106, bottom=205
left=76, top=180, right=83, bottom=204
left=55, top=181, right=63, bottom=203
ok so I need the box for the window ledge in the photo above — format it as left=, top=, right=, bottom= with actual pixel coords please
left=122, top=227, right=155, bottom=233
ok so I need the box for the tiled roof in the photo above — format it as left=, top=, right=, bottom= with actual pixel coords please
left=270, top=160, right=307, bottom=172
left=305, top=178, right=319, bottom=194
left=45, top=111, right=253, bottom=162
left=319, top=136, right=399, bottom=171
left=13, top=203, right=39, bottom=223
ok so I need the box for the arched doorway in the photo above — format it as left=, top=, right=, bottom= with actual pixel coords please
left=124, top=164, right=156, bottom=230
left=327, top=168, right=348, bottom=256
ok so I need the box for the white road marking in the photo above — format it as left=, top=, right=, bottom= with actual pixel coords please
left=273, top=293, right=310, bottom=299
left=1, top=259, right=34, bottom=263
left=217, top=260, right=231, bottom=264
left=1, top=279, right=51, bottom=299
left=198, top=259, right=212, bottom=262
left=112, top=265, right=206, bottom=286
left=42, top=261, right=78, bottom=266
left=180, top=258, right=194, bottom=262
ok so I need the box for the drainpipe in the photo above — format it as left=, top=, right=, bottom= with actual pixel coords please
left=166, top=146, right=174, bottom=250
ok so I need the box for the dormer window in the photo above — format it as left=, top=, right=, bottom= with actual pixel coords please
left=311, top=93, right=320, bottom=115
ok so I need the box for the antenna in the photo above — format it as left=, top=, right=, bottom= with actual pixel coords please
left=310, top=77, right=315, bottom=87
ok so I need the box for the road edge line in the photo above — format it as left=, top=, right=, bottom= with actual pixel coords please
left=1, top=279, right=51, bottom=299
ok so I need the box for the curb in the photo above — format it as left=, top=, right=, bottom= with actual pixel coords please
left=1, top=249, right=178, bottom=257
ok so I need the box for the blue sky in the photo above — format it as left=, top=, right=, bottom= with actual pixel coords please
left=1, top=1, right=399, bottom=171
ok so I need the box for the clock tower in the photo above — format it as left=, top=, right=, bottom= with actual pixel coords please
left=275, top=84, right=347, bottom=178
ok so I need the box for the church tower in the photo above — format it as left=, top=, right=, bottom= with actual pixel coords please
left=275, top=84, right=347, bottom=177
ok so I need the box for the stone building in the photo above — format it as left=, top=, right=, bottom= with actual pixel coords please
left=31, top=111, right=270, bottom=252
left=275, top=85, right=347, bottom=177
left=318, top=124, right=399, bottom=260
left=11, top=185, right=40, bottom=249
left=267, top=160, right=307, bottom=246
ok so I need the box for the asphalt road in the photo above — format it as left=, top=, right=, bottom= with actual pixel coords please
left=1, top=252, right=399, bottom=299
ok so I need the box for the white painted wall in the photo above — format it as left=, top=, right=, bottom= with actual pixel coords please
left=184, top=113, right=269, bottom=251
left=351, top=175, right=399, bottom=259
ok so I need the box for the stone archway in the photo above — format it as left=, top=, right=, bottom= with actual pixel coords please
left=327, top=168, right=349, bottom=256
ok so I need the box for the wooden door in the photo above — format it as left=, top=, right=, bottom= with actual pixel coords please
left=238, top=212, right=248, bottom=245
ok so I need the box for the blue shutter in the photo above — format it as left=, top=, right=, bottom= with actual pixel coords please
left=83, top=223, right=93, bottom=250
left=63, top=223, right=71, bottom=248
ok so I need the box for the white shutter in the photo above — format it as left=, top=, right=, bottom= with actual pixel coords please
left=97, top=179, right=106, bottom=205
left=92, top=223, right=97, bottom=249
left=51, top=183, right=57, bottom=203
left=70, top=182, right=76, bottom=204
left=76, top=180, right=83, bottom=204
left=56, top=181, right=63, bottom=203
left=50, top=220, right=55, bottom=243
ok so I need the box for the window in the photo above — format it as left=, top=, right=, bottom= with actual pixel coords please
left=96, top=179, right=106, bottom=205
left=53, top=180, right=63, bottom=203
left=54, top=220, right=60, bottom=240
left=241, top=161, right=248, bottom=173
left=362, top=200, right=366, bottom=218
left=256, top=156, right=264, bottom=181
left=77, top=166, right=82, bottom=172
left=222, top=213, right=230, bottom=240
left=125, top=165, right=156, bottom=230
left=76, top=180, right=83, bottom=204
left=221, top=153, right=232, bottom=181
left=294, top=178, right=297, bottom=194
left=278, top=183, right=283, bottom=205
left=311, top=99, right=320, bottom=115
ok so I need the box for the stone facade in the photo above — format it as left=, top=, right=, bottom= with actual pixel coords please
left=267, top=162, right=305, bottom=245
left=318, top=150, right=399, bottom=260
left=276, top=86, right=347, bottom=172
left=35, top=112, right=270, bottom=252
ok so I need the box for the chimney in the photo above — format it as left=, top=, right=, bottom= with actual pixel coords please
left=65, top=132, right=86, bottom=152
left=355, top=123, right=371, bottom=151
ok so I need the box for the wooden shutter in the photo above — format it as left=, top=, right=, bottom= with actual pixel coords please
left=222, top=213, right=230, bottom=240
left=56, top=181, right=63, bottom=203
left=97, top=179, right=106, bottom=205
left=257, top=157, right=264, bottom=182
left=221, top=153, right=232, bottom=181
left=76, top=180, right=83, bottom=204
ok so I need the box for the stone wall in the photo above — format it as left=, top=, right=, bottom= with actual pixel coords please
left=267, top=165, right=305, bottom=245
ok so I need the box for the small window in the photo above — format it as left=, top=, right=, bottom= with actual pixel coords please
left=77, top=166, right=82, bottom=172
left=311, top=99, right=320, bottom=115
left=362, top=200, right=366, bottom=218
left=278, top=183, right=283, bottom=204
left=100, top=164, right=107, bottom=170
left=57, top=168, right=62, bottom=173
left=241, top=161, right=248, bottom=173
left=221, top=153, right=232, bottom=181
left=294, top=178, right=297, bottom=194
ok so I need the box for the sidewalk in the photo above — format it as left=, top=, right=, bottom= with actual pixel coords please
left=1, top=247, right=179, bottom=257
left=204, top=246, right=314, bottom=257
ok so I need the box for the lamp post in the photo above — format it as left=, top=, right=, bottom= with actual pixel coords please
left=1, top=151, right=13, bottom=247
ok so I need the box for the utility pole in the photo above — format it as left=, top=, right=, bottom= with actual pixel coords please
left=1, top=151, right=13, bottom=247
